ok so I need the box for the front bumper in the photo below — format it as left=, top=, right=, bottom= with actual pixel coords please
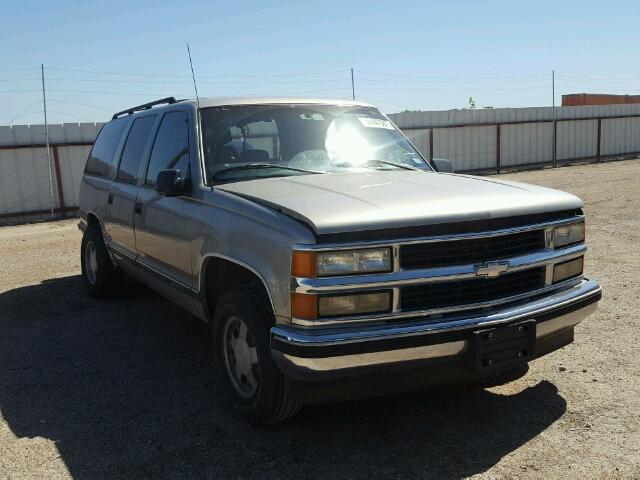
left=271, top=279, right=601, bottom=382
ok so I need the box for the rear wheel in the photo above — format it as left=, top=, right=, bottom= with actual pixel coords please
left=213, top=286, right=301, bottom=425
left=80, top=223, right=121, bottom=298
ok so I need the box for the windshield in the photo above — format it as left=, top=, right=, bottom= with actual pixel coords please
left=200, top=104, right=433, bottom=183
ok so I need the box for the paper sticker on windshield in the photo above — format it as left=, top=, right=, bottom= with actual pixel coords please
left=358, top=117, right=394, bottom=129
left=300, top=113, right=324, bottom=121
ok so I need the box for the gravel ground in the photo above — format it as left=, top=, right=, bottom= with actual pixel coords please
left=1, top=160, right=639, bottom=479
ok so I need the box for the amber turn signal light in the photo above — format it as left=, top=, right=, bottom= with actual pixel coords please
left=291, top=293, right=318, bottom=320
left=291, top=251, right=317, bottom=278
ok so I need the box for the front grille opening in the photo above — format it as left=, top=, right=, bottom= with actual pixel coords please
left=400, top=267, right=546, bottom=311
left=400, top=229, right=546, bottom=270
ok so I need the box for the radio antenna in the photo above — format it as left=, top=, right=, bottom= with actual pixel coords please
left=186, top=43, right=200, bottom=109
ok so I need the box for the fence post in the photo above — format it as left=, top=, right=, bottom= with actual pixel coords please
left=596, top=118, right=602, bottom=162
left=52, top=145, right=66, bottom=217
left=552, top=120, right=557, bottom=168
left=428, top=127, right=434, bottom=164
left=496, top=124, right=501, bottom=173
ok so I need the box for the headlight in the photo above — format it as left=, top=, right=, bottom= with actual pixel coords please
left=291, top=291, right=391, bottom=320
left=553, top=222, right=585, bottom=248
left=317, top=248, right=391, bottom=276
left=553, top=257, right=584, bottom=283
left=292, top=248, right=392, bottom=277
left=318, top=292, right=391, bottom=317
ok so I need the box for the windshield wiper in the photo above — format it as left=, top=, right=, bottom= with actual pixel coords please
left=212, top=163, right=323, bottom=179
left=335, top=159, right=421, bottom=171
left=367, top=159, right=421, bottom=171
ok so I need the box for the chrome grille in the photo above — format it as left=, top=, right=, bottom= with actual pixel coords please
left=400, top=267, right=546, bottom=311
left=400, top=229, right=545, bottom=270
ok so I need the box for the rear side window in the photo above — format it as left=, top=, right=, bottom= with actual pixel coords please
left=116, top=115, right=156, bottom=183
left=146, top=111, right=190, bottom=186
left=85, top=117, right=129, bottom=177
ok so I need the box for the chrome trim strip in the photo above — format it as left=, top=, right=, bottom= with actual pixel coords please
left=108, top=243, right=199, bottom=296
left=293, top=216, right=585, bottom=251
left=293, top=244, right=585, bottom=295
left=272, top=298, right=597, bottom=375
left=136, top=256, right=198, bottom=295
left=108, top=241, right=136, bottom=261
left=536, top=302, right=597, bottom=337
left=278, top=341, right=467, bottom=372
left=274, top=279, right=600, bottom=346
left=392, top=244, right=401, bottom=273
left=292, top=276, right=583, bottom=326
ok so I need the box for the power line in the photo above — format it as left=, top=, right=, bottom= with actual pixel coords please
left=354, top=85, right=551, bottom=92
left=38, top=76, right=351, bottom=86
left=46, top=66, right=350, bottom=79
left=0, top=86, right=355, bottom=97
left=358, top=70, right=549, bottom=81
left=0, top=67, right=40, bottom=72
left=47, top=99, right=114, bottom=112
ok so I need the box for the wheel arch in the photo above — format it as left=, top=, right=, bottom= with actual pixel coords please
left=200, top=254, right=276, bottom=323
left=85, top=211, right=105, bottom=235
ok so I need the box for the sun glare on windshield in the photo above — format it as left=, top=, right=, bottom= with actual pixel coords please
left=325, top=121, right=376, bottom=166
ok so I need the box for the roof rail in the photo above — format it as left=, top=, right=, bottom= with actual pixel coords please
left=112, top=97, right=177, bottom=119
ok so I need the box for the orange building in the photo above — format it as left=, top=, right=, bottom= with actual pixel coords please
left=562, top=93, right=640, bottom=106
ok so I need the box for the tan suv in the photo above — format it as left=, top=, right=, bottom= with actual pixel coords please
left=79, top=96, right=601, bottom=424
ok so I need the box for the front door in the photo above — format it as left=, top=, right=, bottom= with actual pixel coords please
left=135, top=109, right=195, bottom=288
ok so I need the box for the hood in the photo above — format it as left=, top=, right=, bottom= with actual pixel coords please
left=217, top=171, right=583, bottom=235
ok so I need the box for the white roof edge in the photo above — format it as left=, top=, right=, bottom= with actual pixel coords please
left=181, top=96, right=375, bottom=108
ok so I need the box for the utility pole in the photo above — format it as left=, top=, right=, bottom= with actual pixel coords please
left=41, top=64, right=55, bottom=220
left=351, top=67, right=355, bottom=100
left=552, top=69, right=555, bottom=109
left=552, top=69, right=557, bottom=168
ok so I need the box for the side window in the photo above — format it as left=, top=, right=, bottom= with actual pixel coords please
left=146, top=111, right=190, bottom=186
left=116, top=115, right=156, bottom=183
left=85, top=117, right=129, bottom=177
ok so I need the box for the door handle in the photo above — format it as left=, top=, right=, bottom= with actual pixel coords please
left=107, top=193, right=114, bottom=205
left=134, top=202, right=143, bottom=214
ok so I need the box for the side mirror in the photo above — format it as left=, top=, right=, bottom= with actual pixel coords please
left=433, top=158, right=454, bottom=173
left=155, top=169, right=189, bottom=196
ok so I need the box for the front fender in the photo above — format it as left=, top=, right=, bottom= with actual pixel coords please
left=192, top=188, right=315, bottom=324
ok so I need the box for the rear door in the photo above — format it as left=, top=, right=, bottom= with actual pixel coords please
left=135, top=109, right=195, bottom=288
left=103, top=114, right=157, bottom=257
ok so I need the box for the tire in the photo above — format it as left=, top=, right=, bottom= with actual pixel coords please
left=213, top=285, right=301, bottom=425
left=80, top=223, right=121, bottom=298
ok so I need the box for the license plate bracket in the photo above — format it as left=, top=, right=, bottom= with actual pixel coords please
left=470, top=320, right=536, bottom=372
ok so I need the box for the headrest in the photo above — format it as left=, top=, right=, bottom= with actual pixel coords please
left=240, top=149, right=269, bottom=164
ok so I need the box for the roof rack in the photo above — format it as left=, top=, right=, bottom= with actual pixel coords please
left=112, top=97, right=177, bottom=119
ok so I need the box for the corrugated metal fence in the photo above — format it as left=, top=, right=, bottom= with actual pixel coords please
left=1, top=103, right=639, bottom=224
left=0, top=123, right=101, bottom=224
left=389, top=103, right=640, bottom=172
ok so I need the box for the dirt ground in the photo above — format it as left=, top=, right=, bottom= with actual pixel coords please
left=1, top=160, right=639, bottom=479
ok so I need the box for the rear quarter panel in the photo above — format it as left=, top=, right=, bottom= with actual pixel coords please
left=78, top=174, right=111, bottom=238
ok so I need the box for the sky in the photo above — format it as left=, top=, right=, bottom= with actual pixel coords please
left=1, top=0, right=639, bottom=124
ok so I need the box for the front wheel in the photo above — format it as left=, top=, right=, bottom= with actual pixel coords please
left=213, top=286, right=301, bottom=425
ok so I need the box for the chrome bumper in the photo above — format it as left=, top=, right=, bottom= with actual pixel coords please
left=271, top=279, right=601, bottom=381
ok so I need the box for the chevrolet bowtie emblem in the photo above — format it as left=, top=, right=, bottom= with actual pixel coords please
left=475, top=261, right=509, bottom=278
